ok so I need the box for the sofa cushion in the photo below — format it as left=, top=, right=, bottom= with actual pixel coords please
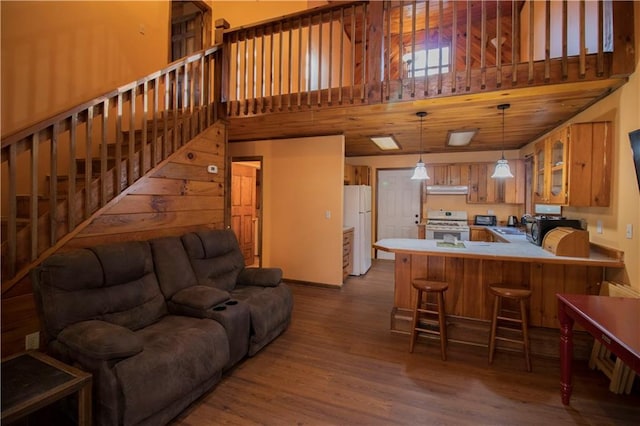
left=34, top=241, right=168, bottom=337
left=114, top=316, right=229, bottom=426
left=90, top=241, right=154, bottom=287
left=231, top=283, right=293, bottom=352
left=171, top=286, right=230, bottom=310
left=237, top=267, right=283, bottom=287
left=149, top=236, right=199, bottom=299
left=181, top=230, right=245, bottom=291
left=58, top=320, right=143, bottom=360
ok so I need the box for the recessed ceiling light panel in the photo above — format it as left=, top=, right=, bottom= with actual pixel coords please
left=370, top=136, right=400, bottom=150
left=447, top=129, right=478, bottom=146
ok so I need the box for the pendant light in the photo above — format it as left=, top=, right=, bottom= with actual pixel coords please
left=411, top=111, right=430, bottom=180
left=491, top=103, right=514, bottom=178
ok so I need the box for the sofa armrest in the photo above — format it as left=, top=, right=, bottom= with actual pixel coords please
left=237, top=267, right=283, bottom=287
left=168, top=285, right=230, bottom=317
left=57, top=320, right=143, bottom=361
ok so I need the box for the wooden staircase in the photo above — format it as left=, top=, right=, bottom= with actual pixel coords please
left=1, top=44, right=223, bottom=292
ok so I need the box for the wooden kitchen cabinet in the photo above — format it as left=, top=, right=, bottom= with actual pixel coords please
left=353, top=166, right=371, bottom=185
left=344, top=165, right=370, bottom=185
left=342, top=228, right=354, bottom=282
left=468, top=160, right=524, bottom=204
left=470, top=227, right=494, bottom=242
left=344, top=164, right=355, bottom=185
left=533, top=122, right=612, bottom=206
left=467, top=163, right=499, bottom=203
left=533, top=128, right=569, bottom=204
left=502, top=159, right=525, bottom=204
left=426, top=164, right=468, bottom=185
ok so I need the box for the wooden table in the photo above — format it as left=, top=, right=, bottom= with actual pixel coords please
left=556, top=294, right=640, bottom=405
left=1, top=350, right=92, bottom=425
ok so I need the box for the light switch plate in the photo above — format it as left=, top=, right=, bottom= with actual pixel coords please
left=626, top=224, right=633, bottom=239
left=596, top=220, right=603, bottom=234
left=25, top=332, right=40, bottom=350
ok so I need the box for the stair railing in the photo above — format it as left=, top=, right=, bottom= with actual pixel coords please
left=1, top=44, right=224, bottom=291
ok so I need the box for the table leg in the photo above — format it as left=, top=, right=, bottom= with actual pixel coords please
left=77, top=379, right=92, bottom=426
left=558, top=301, right=575, bottom=405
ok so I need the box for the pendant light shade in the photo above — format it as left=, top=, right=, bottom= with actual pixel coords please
left=491, top=103, right=514, bottom=178
left=411, top=111, right=430, bottom=180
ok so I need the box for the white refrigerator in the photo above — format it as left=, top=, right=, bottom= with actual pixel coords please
left=344, top=185, right=372, bottom=276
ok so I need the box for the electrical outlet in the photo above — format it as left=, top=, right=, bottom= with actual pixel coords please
left=25, top=332, right=40, bottom=350
left=626, top=224, right=633, bottom=239
left=596, top=220, right=603, bottom=234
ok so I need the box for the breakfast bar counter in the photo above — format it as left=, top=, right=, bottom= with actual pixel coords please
left=374, top=234, right=624, bottom=268
left=374, top=232, right=625, bottom=335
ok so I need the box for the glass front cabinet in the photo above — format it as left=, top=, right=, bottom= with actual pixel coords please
left=533, top=128, right=568, bottom=204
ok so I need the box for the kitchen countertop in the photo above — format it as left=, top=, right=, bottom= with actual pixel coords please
left=374, top=227, right=624, bottom=267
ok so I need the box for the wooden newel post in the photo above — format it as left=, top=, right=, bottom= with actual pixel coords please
left=215, top=19, right=230, bottom=117
left=215, top=19, right=230, bottom=45
left=610, top=1, right=635, bottom=78
left=365, top=1, right=384, bottom=104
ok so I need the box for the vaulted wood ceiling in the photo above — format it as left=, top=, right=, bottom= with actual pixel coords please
left=227, top=77, right=626, bottom=157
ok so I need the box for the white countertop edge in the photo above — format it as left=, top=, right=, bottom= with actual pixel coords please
left=373, top=237, right=623, bottom=267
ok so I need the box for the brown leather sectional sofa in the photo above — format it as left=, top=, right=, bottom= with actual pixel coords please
left=31, top=229, right=293, bottom=426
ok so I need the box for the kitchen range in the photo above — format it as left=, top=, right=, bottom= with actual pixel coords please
left=425, top=210, right=470, bottom=241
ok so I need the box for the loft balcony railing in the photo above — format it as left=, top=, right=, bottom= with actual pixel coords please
left=221, top=0, right=634, bottom=116
left=1, top=46, right=223, bottom=290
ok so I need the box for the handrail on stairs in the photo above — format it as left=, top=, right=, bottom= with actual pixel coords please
left=1, top=44, right=224, bottom=294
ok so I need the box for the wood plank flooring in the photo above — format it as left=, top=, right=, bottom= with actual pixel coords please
left=172, top=260, right=639, bottom=425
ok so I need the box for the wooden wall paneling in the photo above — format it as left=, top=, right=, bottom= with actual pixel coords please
left=426, top=255, right=445, bottom=281
left=539, top=263, right=565, bottom=327
left=63, top=224, right=221, bottom=252
left=563, top=264, right=589, bottom=295
left=445, top=257, right=464, bottom=316
left=394, top=253, right=412, bottom=309
left=77, top=210, right=224, bottom=237
left=462, top=258, right=482, bottom=319
left=587, top=266, right=604, bottom=295
left=1, top=293, right=40, bottom=357
left=529, top=263, right=544, bottom=327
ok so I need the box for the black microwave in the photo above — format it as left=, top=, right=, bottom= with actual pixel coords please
left=474, top=215, right=497, bottom=226
left=526, top=217, right=582, bottom=245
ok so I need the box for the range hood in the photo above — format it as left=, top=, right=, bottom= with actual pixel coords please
left=426, top=185, right=469, bottom=195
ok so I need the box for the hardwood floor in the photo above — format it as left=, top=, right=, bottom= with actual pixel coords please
left=172, top=260, right=639, bottom=425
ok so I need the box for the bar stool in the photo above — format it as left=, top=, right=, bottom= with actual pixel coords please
left=488, top=285, right=532, bottom=372
left=409, top=279, right=448, bottom=360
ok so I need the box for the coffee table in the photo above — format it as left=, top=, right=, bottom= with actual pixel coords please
left=1, top=350, right=92, bottom=425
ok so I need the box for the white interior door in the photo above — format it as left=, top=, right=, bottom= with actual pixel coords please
left=377, top=169, right=421, bottom=260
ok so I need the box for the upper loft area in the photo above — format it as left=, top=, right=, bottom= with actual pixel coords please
left=221, top=0, right=636, bottom=156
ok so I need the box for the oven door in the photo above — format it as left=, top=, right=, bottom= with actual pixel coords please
left=426, top=229, right=469, bottom=241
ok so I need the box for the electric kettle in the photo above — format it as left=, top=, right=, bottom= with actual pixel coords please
left=507, top=215, right=518, bottom=227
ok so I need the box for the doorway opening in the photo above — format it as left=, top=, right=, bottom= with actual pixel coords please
left=231, top=157, right=263, bottom=267
left=170, top=1, right=211, bottom=62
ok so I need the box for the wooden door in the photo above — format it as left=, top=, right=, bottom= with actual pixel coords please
left=231, top=164, right=257, bottom=265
